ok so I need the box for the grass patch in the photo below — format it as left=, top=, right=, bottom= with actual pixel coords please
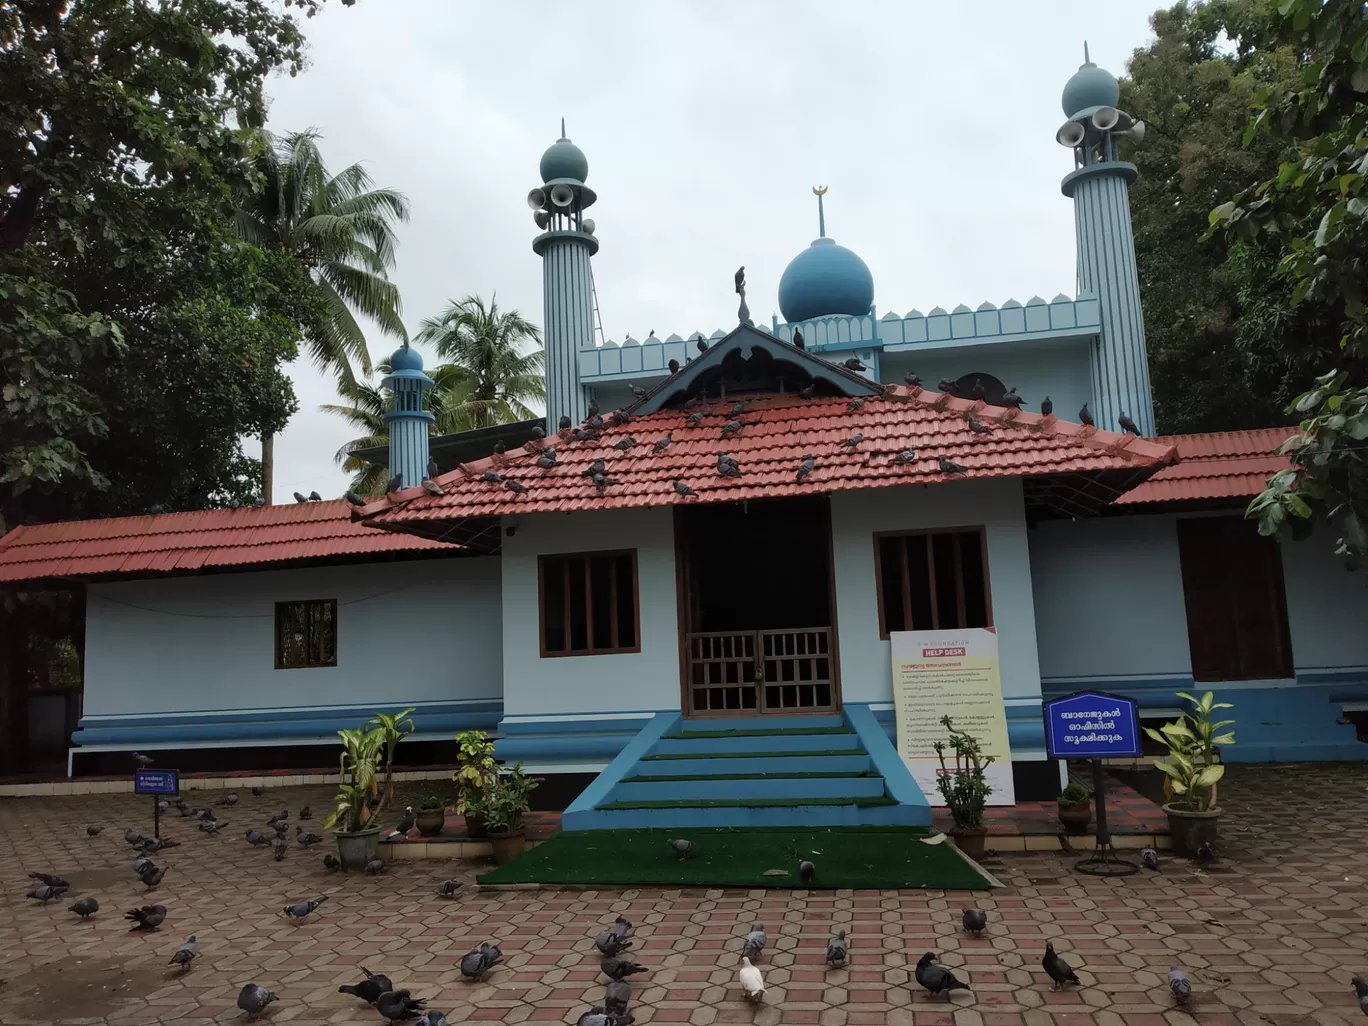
left=623, top=771, right=873, bottom=782
left=476, top=826, right=992, bottom=889
left=597, top=796, right=896, bottom=810
left=641, top=748, right=863, bottom=761
left=666, top=726, right=854, bottom=738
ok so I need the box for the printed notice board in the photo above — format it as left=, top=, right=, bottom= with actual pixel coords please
left=891, top=627, right=1016, bottom=806
left=1043, top=691, right=1142, bottom=760
left=133, top=769, right=180, bottom=796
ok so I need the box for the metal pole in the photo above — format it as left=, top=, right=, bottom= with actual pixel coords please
left=1092, top=757, right=1108, bottom=848
left=153, top=796, right=160, bottom=840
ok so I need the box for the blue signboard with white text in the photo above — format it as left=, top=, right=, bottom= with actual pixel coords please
left=133, top=769, right=180, bottom=796
left=1043, top=690, right=1141, bottom=759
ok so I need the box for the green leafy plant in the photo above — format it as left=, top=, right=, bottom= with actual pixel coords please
left=933, top=716, right=994, bottom=831
left=1058, top=783, right=1090, bottom=807
left=452, top=730, right=498, bottom=815
left=480, top=763, right=541, bottom=834
left=368, top=707, right=416, bottom=811
left=418, top=795, right=445, bottom=812
left=323, top=724, right=384, bottom=832
left=1144, top=690, right=1236, bottom=812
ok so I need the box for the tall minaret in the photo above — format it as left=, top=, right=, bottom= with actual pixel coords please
left=529, top=121, right=598, bottom=432
left=1056, top=45, right=1154, bottom=437
left=382, top=344, right=435, bottom=490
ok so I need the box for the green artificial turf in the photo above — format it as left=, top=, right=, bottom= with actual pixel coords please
left=624, top=771, right=873, bottom=782
left=665, top=726, right=855, bottom=738
left=640, top=748, right=863, bottom=761
left=476, top=826, right=993, bottom=889
left=598, top=796, right=897, bottom=810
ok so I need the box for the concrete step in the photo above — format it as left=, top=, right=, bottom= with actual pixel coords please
left=610, top=775, right=886, bottom=803
left=650, top=733, right=862, bottom=756
left=628, top=754, right=873, bottom=776
left=570, top=801, right=928, bottom=830
left=674, top=715, right=846, bottom=732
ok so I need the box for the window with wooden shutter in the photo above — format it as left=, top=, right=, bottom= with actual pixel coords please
left=1175, top=517, right=1293, bottom=681
left=274, top=600, right=338, bottom=669
left=539, top=550, right=640, bottom=656
left=873, top=529, right=992, bottom=638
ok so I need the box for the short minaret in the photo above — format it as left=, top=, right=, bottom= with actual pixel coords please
left=382, top=345, right=435, bottom=490
left=529, top=121, right=598, bottom=431
left=1056, top=45, right=1155, bottom=437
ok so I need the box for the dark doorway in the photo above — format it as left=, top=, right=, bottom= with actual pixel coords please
left=674, top=496, right=839, bottom=717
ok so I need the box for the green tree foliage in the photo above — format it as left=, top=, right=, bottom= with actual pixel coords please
left=1124, top=0, right=1342, bottom=433
left=1210, top=0, right=1368, bottom=568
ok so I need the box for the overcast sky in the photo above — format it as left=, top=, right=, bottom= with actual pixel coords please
left=263, top=0, right=1161, bottom=501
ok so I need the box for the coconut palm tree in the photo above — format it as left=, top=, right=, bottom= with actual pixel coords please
left=415, top=295, right=545, bottom=428
left=235, top=128, right=409, bottom=500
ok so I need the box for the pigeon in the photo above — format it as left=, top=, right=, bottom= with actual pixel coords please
left=671, top=480, right=697, bottom=499
left=591, top=472, right=618, bottom=493
left=938, top=456, right=966, bottom=474
left=971, top=377, right=987, bottom=401
left=904, top=372, right=921, bottom=387
left=169, top=935, right=199, bottom=971
left=339, top=967, right=393, bottom=1005
left=416, top=1013, right=450, bottom=1026
left=825, top=930, right=849, bottom=967
left=482, top=469, right=503, bottom=485
left=387, top=473, right=403, bottom=492
left=323, top=854, right=341, bottom=872
left=583, top=458, right=606, bottom=478
left=738, top=957, right=765, bottom=1002
left=236, top=983, right=278, bottom=1022
left=125, top=904, right=166, bottom=931
left=1042, top=941, right=1080, bottom=990
left=492, top=439, right=507, bottom=457
left=217, top=792, right=239, bottom=807
left=537, top=449, right=559, bottom=469
left=125, top=828, right=146, bottom=845
left=793, top=327, right=804, bottom=349
left=423, top=479, right=444, bottom=496
left=27, top=884, right=67, bottom=903
left=28, top=872, right=68, bottom=888
left=139, top=864, right=166, bottom=889
left=892, top=447, right=917, bottom=465
left=720, top=418, right=744, bottom=439
left=69, top=897, right=99, bottom=920
left=729, top=400, right=746, bottom=417
left=365, top=858, right=388, bottom=875
left=697, top=337, right=708, bottom=353
left=847, top=396, right=866, bottom=412
left=588, top=398, right=600, bottom=418
left=200, top=818, right=228, bottom=834
left=1041, top=396, right=1053, bottom=416
left=843, top=357, right=866, bottom=372
left=148, top=835, right=182, bottom=850
left=613, top=436, right=638, bottom=451
left=717, top=453, right=741, bottom=478
left=799, top=860, right=816, bottom=884
left=609, top=409, right=632, bottom=426
left=1352, top=975, right=1368, bottom=1016
left=629, top=384, right=647, bottom=399
left=840, top=431, right=862, bottom=450
left=1141, top=847, right=1160, bottom=871
left=595, top=917, right=633, bottom=955
left=1118, top=412, right=1140, bottom=435
left=1195, top=841, right=1216, bottom=865
left=387, top=806, right=415, bottom=841
left=685, top=409, right=705, bottom=425
left=799, top=383, right=816, bottom=398
left=133, top=752, right=154, bottom=768
left=601, top=955, right=648, bottom=981
left=937, top=378, right=957, bottom=394
left=559, top=415, right=573, bottom=431
left=742, top=923, right=766, bottom=961
left=272, top=837, right=288, bottom=861
left=298, top=805, right=311, bottom=820
left=1001, top=387, right=1024, bottom=408
left=796, top=454, right=816, bottom=482
left=531, top=424, right=546, bottom=438
left=308, top=490, right=321, bottom=501
left=346, top=490, right=366, bottom=506
left=295, top=826, right=324, bottom=847
left=267, top=809, right=289, bottom=825
left=460, top=942, right=503, bottom=981
left=962, top=909, right=987, bottom=935
left=968, top=417, right=992, bottom=434
left=653, top=433, right=672, bottom=454
left=376, top=989, right=426, bottom=1022
left=245, top=829, right=270, bottom=846
left=667, top=838, right=695, bottom=860
left=668, top=358, right=680, bottom=374
left=604, top=980, right=631, bottom=1015
left=132, top=855, right=152, bottom=876
left=734, top=266, right=745, bottom=293
left=157, top=798, right=171, bottom=814
left=574, top=1009, right=628, bottom=1026
left=437, top=879, right=462, bottom=898
left=282, top=896, right=326, bottom=921
left=1168, top=963, right=1191, bottom=1003
left=915, top=952, right=971, bottom=1000
left=250, top=786, right=265, bottom=797
left=1079, top=403, right=1095, bottom=427
left=86, top=824, right=102, bottom=837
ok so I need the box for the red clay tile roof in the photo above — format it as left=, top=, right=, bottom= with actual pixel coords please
left=1113, top=426, right=1297, bottom=505
left=0, top=499, right=457, bottom=583
left=361, top=386, right=1176, bottom=533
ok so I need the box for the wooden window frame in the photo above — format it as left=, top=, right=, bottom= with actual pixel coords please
left=871, top=528, right=994, bottom=640
left=273, top=599, right=338, bottom=670
left=538, top=549, right=642, bottom=658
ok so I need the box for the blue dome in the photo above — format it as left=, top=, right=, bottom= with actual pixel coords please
left=389, top=346, right=424, bottom=372
left=540, top=137, right=588, bottom=184
left=1061, top=61, right=1119, bottom=118
left=778, top=237, right=875, bottom=324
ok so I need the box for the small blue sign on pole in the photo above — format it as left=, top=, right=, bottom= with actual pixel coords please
left=1043, top=690, right=1142, bottom=760
left=133, top=769, right=180, bottom=796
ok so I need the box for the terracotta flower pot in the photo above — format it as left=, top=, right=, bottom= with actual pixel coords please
left=952, top=827, right=988, bottom=860
left=487, top=826, right=526, bottom=865
left=1164, top=803, right=1220, bottom=857
left=334, top=827, right=383, bottom=871
left=463, top=812, right=488, bottom=839
left=1058, top=801, right=1092, bottom=836
left=416, top=807, right=445, bottom=837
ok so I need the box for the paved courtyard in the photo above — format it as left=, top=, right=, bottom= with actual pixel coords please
left=0, top=763, right=1365, bottom=1025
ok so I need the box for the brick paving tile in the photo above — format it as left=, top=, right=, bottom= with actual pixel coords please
left=2, top=764, right=1368, bottom=1024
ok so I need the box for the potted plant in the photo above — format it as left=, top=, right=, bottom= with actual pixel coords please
left=1057, top=782, right=1092, bottom=835
left=1145, top=690, right=1235, bottom=856
left=323, top=724, right=385, bottom=870
left=415, top=796, right=446, bottom=837
left=481, top=762, right=540, bottom=865
left=933, top=715, right=993, bottom=860
left=368, top=707, right=416, bottom=811
left=453, top=730, right=498, bottom=838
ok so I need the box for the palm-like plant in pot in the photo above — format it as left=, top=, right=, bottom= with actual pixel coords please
left=933, top=715, right=994, bottom=860
left=367, top=707, right=416, bottom=811
left=481, top=763, right=540, bottom=865
left=452, top=730, right=498, bottom=838
left=1144, top=690, right=1235, bottom=856
left=324, top=724, right=385, bottom=870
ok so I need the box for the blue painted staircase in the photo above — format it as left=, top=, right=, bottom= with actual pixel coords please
left=562, top=706, right=932, bottom=830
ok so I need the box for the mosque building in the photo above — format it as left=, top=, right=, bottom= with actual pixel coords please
left=1, top=54, right=1365, bottom=824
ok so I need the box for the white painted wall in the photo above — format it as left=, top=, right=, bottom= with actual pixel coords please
left=500, top=505, right=680, bottom=718
left=1030, top=512, right=1368, bottom=683
left=83, top=557, right=502, bottom=715
left=829, top=478, right=1043, bottom=705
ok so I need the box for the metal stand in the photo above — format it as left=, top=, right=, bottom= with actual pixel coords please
left=1073, top=758, right=1138, bottom=877
left=152, top=796, right=161, bottom=840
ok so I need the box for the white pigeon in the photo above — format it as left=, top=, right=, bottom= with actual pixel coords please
left=738, top=956, right=765, bottom=1002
